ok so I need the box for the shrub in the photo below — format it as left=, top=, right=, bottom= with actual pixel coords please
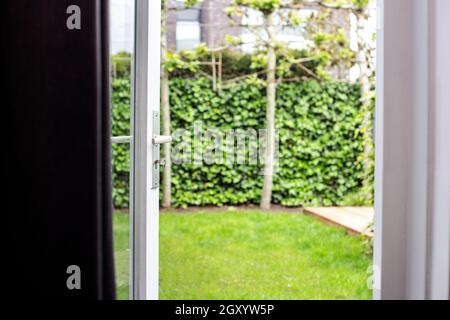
left=111, top=76, right=369, bottom=208
left=111, top=52, right=132, bottom=78
left=111, top=77, right=131, bottom=208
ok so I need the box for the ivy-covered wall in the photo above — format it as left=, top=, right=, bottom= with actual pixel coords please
left=112, top=76, right=368, bottom=209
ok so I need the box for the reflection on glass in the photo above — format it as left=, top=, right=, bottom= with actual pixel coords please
left=110, top=0, right=134, bottom=300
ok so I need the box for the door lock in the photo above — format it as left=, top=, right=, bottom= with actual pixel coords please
left=153, top=159, right=167, bottom=167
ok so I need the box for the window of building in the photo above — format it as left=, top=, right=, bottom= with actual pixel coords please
left=241, top=8, right=316, bottom=52
left=176, top=21, right=201, bottom=51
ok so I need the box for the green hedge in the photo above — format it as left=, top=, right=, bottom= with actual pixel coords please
left=111, top=77, right=131, bottom=208
left=112, top=76, right=367, bottom=208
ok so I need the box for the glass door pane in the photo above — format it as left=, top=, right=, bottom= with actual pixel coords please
left=110, top=0, right=135, bottom=300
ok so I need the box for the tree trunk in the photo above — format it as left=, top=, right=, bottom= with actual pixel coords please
left=355, top=10, right=374, bottom=204
left=161, top=3, right=172, bottom=208
left=260, top=12, right=277, bottom=210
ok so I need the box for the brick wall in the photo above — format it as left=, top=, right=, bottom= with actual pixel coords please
left=166, top=0, right=239, bottom=50
left=166, top=2, right=177, bottom=51
left=200, top=0, right=241, bottom=49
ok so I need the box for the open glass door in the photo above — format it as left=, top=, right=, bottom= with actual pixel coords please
left=111, top=0, right=162, bottom=300
left=110, top=0, right=135, bottom=300
left=129, top=0, right=162, bottom=300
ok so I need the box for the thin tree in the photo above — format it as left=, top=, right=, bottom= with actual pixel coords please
left=227, top=0, right=297, bottom=210
left=162, top=0, right=374, bottom=208
left=261, top=9, right=278, bottom=210
left=226, top=0, right=372, bottom=209
left=161, top=0, right=204, bottom=208
left=352, top=2, right=375, bottom=204
left=161, top=0, right=171, bottom=208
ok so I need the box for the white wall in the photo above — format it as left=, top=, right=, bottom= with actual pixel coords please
left=428, top=0, right=450, bottom=300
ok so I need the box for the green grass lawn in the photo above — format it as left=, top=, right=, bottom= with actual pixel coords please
left=113, top=210, right=372, bottom=300
left=113, top=212, right=130, bottom=299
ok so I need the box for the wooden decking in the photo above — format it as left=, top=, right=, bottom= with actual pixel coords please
left=303, top=207, right=374, bottom=237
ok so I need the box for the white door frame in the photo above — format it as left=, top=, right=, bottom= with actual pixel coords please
left=128, top=0, right=450, bottom=300
left=130, top=0, right=161, bottom=300
left=374, top=0, right=450, bottom=300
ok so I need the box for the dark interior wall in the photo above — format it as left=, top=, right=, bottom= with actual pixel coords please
left=1, top=0, right=115, bottom=299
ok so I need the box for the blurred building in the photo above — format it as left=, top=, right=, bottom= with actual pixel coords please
left=166, top=0, right=354, bottom=52
left=109, top=0, right=375, bottom=81
left=166, top=0, right=240, bottom=51
left=110, top=0, right=134, bottom=54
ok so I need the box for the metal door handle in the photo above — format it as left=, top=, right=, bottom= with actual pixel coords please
left=152, top=135, right=172, bottom=145
left=111, top=136, right=132, bottom=144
